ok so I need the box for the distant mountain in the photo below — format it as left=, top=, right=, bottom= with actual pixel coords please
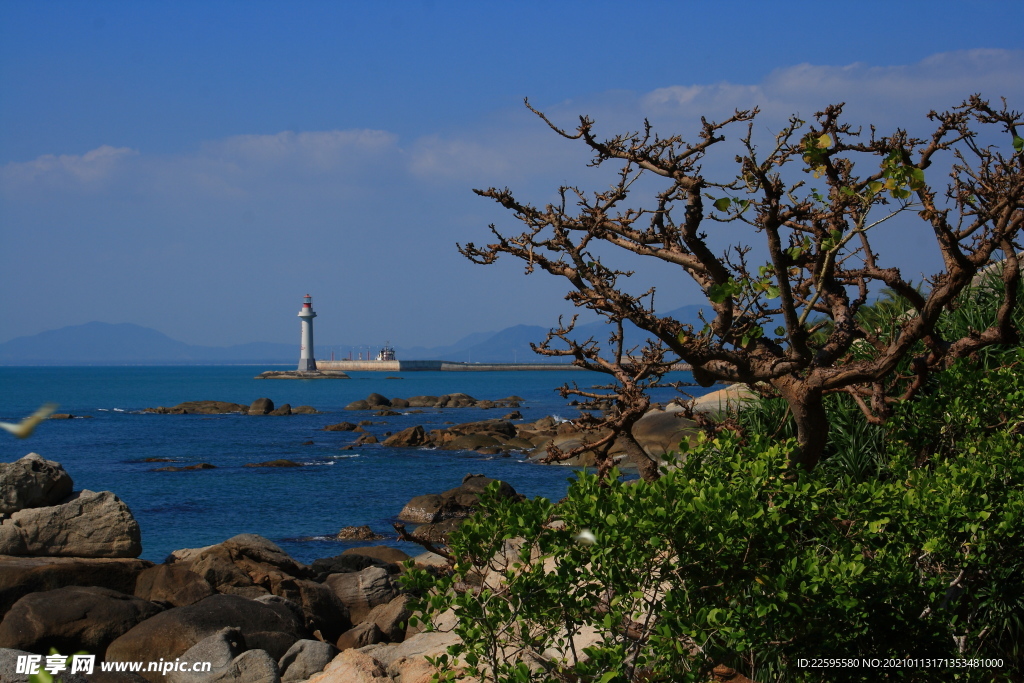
left=0, top=306, right=713, bottom=365
left=0, top=322, right=295, bottom=365
left=398, top=305, right=711, bottom=364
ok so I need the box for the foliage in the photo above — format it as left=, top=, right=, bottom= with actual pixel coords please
left=404, top=355, right=1024, bottom=682
left=738, top=271, right=1024, bottom=482
left=460, top=96, right=1023, bottom=472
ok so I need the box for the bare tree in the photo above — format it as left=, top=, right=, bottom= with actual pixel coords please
left=460, top=96, right=1023, bottom=475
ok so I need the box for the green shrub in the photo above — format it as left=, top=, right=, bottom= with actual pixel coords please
left=404, top=357, right=1024, bottom=682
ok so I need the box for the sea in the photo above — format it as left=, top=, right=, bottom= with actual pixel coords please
left=0, top=366, right=708, bottom=564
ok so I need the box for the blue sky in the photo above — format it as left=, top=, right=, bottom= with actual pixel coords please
left=1, top=1, right=1022, bottom=348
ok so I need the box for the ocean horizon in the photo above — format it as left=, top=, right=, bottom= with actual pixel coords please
left=0, top=366, right=709, bottom=564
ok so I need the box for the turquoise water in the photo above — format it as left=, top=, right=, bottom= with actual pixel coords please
left=0, top=366, right=705, bottom=563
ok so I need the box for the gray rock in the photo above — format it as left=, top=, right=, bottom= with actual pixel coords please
left=0, top=585, right=162, bottom=656
left=165, top=627, right=246, bottom=683
left=0, top=490, right=142, bottom=558
left=0, top=453, right=74, bottom=516
left=205, top=649, right=280, bottom=683
left=268, top=404, right=292, bottom=416
left=364, top=394, right=391, bottom=408
left=248, top=398, right=275, bottom=415
left=277, top=639, right=337, bottom=682
left=324, top=566, right=399, bottom=624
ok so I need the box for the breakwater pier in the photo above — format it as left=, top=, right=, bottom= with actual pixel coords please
left=312, top=360, right=584, bottom=372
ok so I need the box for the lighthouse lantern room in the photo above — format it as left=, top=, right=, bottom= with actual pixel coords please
left=297, top=294, right=317, bottom=372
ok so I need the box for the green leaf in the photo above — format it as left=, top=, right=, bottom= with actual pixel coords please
left=775, top=326, right=786, bottom=336
left=708, top=282, right=733, bottom=303
left=713, top=197, right=732, bottom=212
left=1014, top=136, right=1024, bottom=153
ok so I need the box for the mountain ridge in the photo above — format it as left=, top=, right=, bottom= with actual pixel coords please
left=0, top=306, right=709, bottom=365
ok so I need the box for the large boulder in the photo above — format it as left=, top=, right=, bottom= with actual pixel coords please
left=630, top=411, right=697, bottom=458
left=105, top=594, right=305, bottom=677
left=0, top=490, right=142, bottom=558
left=404, top=396, right=438, bottom=408
left=0, top=556, right=152, bottom=619
left=324, top=566, right=400, bottom=624
left=134, top=564, right=215, bottom=608
left=0, top=453, right=74, bottom=516
left=248, top=398, right=275, bottom=415
left=0, top=586, right=162, bottom=657
left=180, top=536, right=349, bottom=639
left=181, top=535, right=314, bottom=597
left=364, top=394, right=391, bottom=408
left=165, top=627, right=245, bottom=683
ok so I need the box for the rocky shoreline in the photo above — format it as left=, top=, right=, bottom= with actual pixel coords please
left=0, top=454, right=520, bottom=683
left=1, top=384, right=754, bottom=682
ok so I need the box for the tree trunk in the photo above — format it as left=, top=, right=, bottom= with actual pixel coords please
left=777, top=380, right=829, bottom=470
left=620, top=431, right=661, bottom=482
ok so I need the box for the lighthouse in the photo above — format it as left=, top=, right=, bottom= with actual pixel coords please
left=297, top=294, right=317, bottom=372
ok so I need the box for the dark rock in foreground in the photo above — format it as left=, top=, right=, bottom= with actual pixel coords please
left=106, top=593, right=306, bottom=675
left=0, top=585, right=163, bottom=655
left=0, top=556, right=153, bottom=619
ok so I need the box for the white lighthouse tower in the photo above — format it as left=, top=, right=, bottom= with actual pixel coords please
left=297, top=294, right=317, bottom=372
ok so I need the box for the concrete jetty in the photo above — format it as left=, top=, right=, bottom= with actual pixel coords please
left=312, top=360, right=581, bottom=372
left=308, top=360, right=692, bottom=372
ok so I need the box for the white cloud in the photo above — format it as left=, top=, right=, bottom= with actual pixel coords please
left=1, top=128, right=401, bottom=201
left=0, top=145, right=138, bottom=193
left=642, top=49, right=1024, bottom=126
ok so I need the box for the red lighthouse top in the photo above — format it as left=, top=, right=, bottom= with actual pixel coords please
left=303, top=294, right=312, bottom=308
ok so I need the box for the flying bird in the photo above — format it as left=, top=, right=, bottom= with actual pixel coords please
left=0, top=403, right=59, bottom=438
left=573, top=528, right=597, bottom=546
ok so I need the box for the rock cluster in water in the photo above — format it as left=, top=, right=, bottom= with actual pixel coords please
left=144, top=398, right=319, bottom=416
left=0, top=453, right=472, bottom=683
left=343, top=392, right=522, bottom=411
